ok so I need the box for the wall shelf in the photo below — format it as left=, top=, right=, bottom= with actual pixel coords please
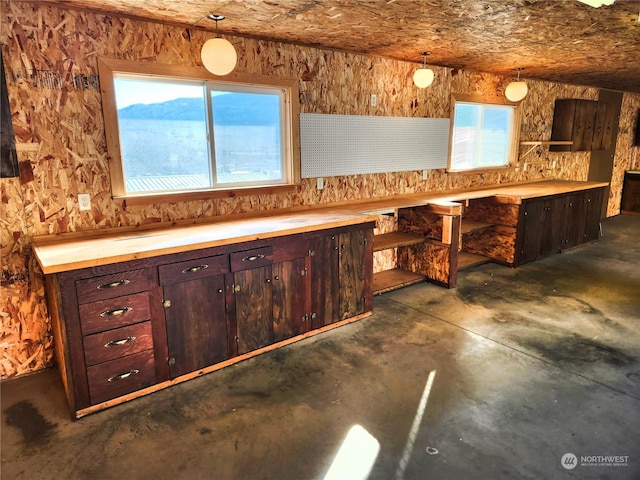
left=520, top=140, right=573, bottom=159
left=373, top=232, right=426, bottom=252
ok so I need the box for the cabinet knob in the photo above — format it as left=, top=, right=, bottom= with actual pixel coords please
left=163, top=300, right=171, bottom=308
left=266, top=278, right=271, bottom=283
left=233, top=285, right=241, bottom=293
left=274, top=275, right=279, bottom=281
left=218, top=288, right=223, bottom=293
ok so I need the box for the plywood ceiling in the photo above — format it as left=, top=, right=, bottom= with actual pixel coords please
left=35, top=0, right=640, bottom=93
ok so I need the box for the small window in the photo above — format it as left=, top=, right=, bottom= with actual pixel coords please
left=448, top=95, right=520, bottom=172
left=98, top=58, right=300, bottom=200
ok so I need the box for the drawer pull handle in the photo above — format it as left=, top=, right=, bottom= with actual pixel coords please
left=107, top=369, right=140, bottom=382
left=242, top=254, right=265, bottom=262
left=100, top=307, right=132, bottom=317
left=97, top=279, right=130, bottom=290
left=182, top=264, right=208, bottom=274
left=104, top=336, right=136, bottom=348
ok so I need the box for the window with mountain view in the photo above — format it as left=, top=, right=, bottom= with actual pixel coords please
left=98, top=58, right=299, bottom=200
left=448, top=95, right=520, bottom=172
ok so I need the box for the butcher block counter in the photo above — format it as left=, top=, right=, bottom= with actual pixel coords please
left=33, top=179, right=607, bottom=418
left=32, top=179, right=606, bottom=274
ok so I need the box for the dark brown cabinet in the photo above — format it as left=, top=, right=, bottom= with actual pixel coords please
left=272, top=256, right=309, bottom=343
left=159, top=255, right=229, bottom=378
left=550, top=99, right=611, bottom=152
left=49, top=265, right=160, bottom=410
left=516, top=188, right=604, bottom=265
left=310, top=227, right=373, bottom=330
left=42, top=222, right=375, bottom=417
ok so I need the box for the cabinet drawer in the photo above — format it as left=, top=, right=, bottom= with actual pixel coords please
left=83, top=322, right=153, bottom=367
left=230, top=246, right=273, bottom=272
left=76, top=269, right=151, bottom=304
left=87, top=349, right=156, bottom=405
left=79, top=292, right=150, bottom=335
left=158, top=254, right=228, bottom=285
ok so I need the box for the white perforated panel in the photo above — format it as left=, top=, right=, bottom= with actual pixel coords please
left=300, top=113, right=450, bottom=178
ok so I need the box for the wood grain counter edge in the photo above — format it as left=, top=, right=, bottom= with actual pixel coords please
left=32, top=180, right=608, bottom=274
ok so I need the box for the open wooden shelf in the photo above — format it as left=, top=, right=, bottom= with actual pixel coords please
left=520, top=140, right=573, bottom=159
left=373, top=232, right=426, bottom=252
left=373, top=268, right=426, bottom=295
left=461, top=220, right=493, bottom=234
left=457, top=252, right=491, bottom=271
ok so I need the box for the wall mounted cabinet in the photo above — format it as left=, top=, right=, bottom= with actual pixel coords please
left=550, top=99, right=612, bottom=152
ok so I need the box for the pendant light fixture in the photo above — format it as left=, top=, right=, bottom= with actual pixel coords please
left=201, top=14, right=237, bottom=76
left=505, top=67, right=528, bottom=102
left=413, top=52, right=434, bottom=88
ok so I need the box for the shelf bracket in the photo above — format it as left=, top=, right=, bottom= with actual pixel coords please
left=519, top=141, right=573, bottom=160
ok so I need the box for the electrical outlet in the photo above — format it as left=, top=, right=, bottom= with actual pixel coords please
left=370, top=94, right=377, bottom=107
left=317, top=177, right=324, bottom=190
left=78, top=193, right=91, bottom=211
left=422, top=170, right=429, bottom=181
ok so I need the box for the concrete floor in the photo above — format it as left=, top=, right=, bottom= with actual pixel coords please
left=2, top=215, right=639, bottom=480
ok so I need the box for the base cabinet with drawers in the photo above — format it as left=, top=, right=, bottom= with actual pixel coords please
left=44, top=223, right=374, bottom=418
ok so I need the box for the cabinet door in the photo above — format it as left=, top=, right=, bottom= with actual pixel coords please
left=541, top=197, right=566, bottom=256
left=310, top=234, right=340, bottom=330
left=338, top=229, right=372, bottom=320
left=234, top=266, right=273, bottom=355
left=520, top=200, right=545, bottom=264
left=163, top=275, right=228, bottom=378
left=272, top=257, right=308, bottom=342
left=584, top=188, right=603, bottom=242
left=565, top=192, right=587, bottom=249
left=160, top=254, right=229, bottom=378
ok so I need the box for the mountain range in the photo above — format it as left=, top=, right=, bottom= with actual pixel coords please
left=118, top=93, right=280, bottom=126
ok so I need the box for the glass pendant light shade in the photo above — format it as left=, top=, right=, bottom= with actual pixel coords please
left=413, top=51, right=434, bottom=88
left=201, top=15, right=237, bottom=76
left=505, top=81, right=528, bottom=102
left=413, top=68, right=435, bottom=88
left=201, top=37, right=237, bottom=76
left=505, top=67, right=528, bottom=102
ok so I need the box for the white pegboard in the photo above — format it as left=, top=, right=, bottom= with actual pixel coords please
left=300, top=113, right=450, bottom=178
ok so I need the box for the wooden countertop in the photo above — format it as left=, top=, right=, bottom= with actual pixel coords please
left=32, top=179, right=608, bottom=274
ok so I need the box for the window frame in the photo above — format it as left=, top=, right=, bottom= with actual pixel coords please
left=97, top=57, right=300, bottom=204
left=447, top=93, right=521, bottom=173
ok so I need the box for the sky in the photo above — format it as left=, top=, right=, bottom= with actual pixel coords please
left=114, top=76, right=203, bottom=109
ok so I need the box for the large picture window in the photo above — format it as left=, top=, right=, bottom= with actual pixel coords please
left=448, top=95, right=520, bottom=172
left=98, top=58, right=299, bottom=201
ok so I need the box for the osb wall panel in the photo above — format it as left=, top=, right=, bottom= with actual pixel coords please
left=609, top=93, right=640, bottom=216
left=0, top=280, right=52, bottom=377
left=463, top=226, right=517, bottom=266
left=373, top=215, right=396, bottom=274
left=0, top=1, right=630, bottom=379
left=397, top=242, right=450, bottom=286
